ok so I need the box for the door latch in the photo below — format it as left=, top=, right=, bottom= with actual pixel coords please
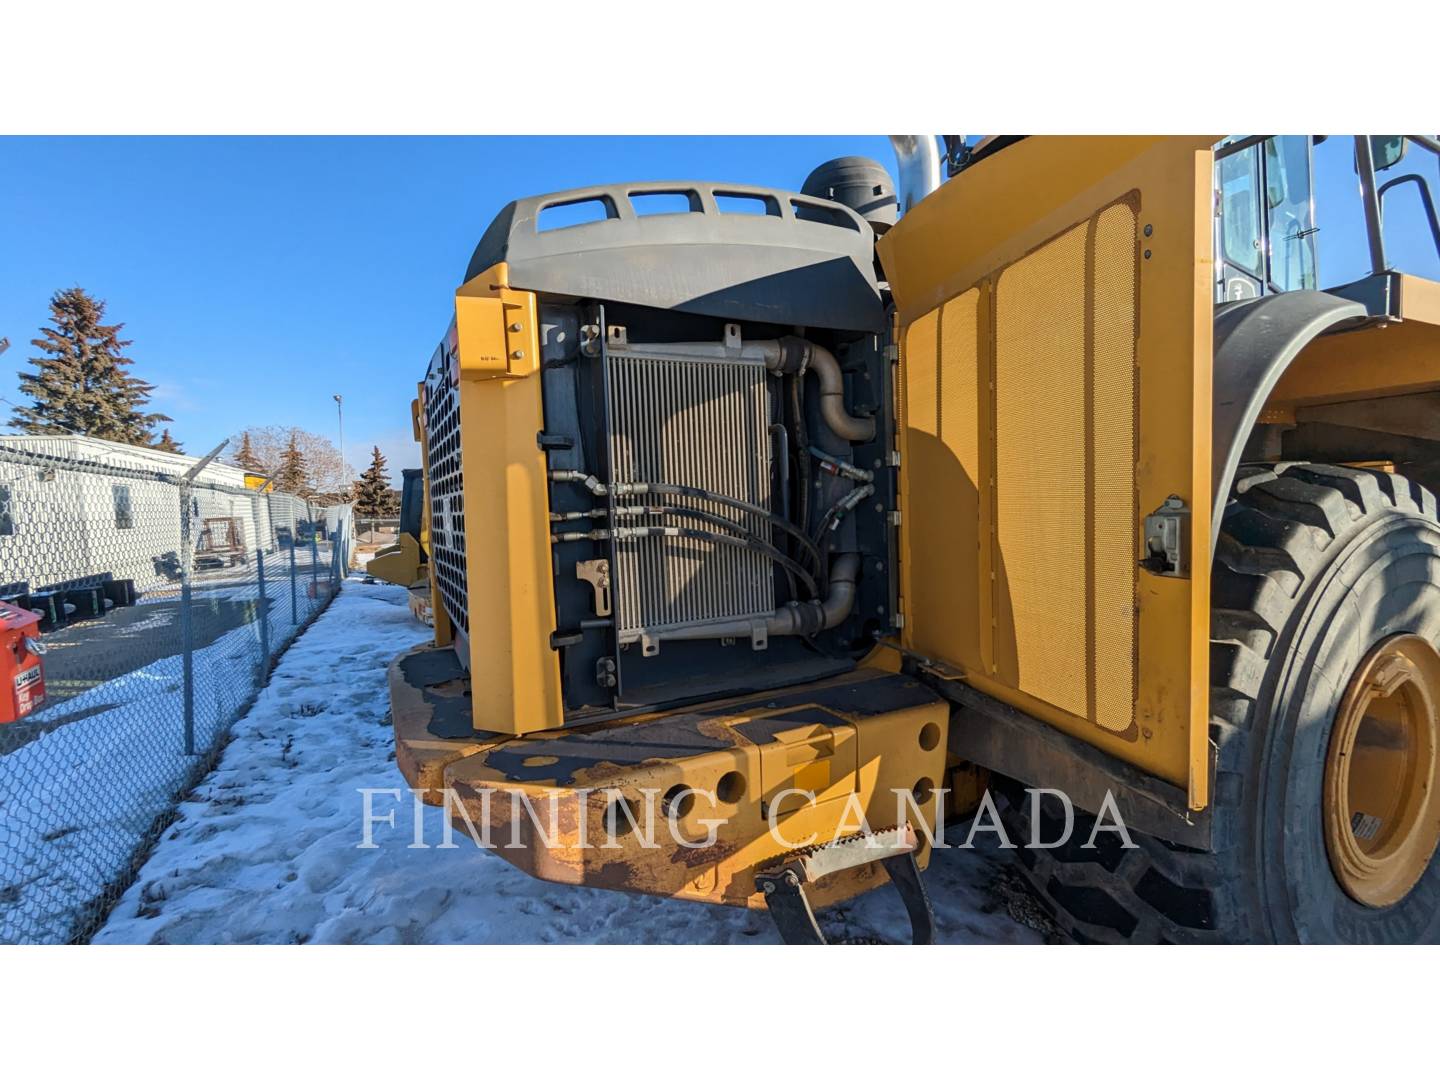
left=1140, top=495, right=1190, bottom=578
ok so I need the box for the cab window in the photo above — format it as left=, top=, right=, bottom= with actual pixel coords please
left=1219, top=145, right=1264, bottom=281
left=1264, top=136, right=1318, bottom=292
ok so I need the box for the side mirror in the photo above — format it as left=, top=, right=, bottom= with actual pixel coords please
left=1371, top=136, right=1407, bottom=172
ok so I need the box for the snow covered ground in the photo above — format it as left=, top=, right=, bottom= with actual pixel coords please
left=0, top=566, right=339, bottom=944
left=96, top=578, right=1043, bottom=945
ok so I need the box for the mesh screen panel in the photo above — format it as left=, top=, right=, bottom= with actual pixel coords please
left=996, top=225, right=1090, bottom=718
left=993, top=198, right=1139, bottom=731
left=901, top=290, right=984, bottom=671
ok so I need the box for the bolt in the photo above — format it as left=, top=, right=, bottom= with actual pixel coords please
left=510, top=322, right=523, bottom=333
left=1144, top=223, right=1153, bottom=237
left=762, top=881, right=775, bottom=894
left=511, top=349, right=525, bottom=360
left=1144, top=250, right=1152, bottom=260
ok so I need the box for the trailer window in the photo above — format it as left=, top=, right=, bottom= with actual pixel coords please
left=113, top=484, right=134, bottom=529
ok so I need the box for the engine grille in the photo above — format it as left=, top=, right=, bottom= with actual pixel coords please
left=604, top=350, right=773, bottom=645
left=424, top=344, right=468, bottom=639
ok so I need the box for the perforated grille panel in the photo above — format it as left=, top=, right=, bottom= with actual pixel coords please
left=994, top=198, right=1138, bottom=732
left=424, top=346, right=468, bottom=637
left=605, top=351, right=773, bottom=643
left=901, top=288, right=984, bottom=670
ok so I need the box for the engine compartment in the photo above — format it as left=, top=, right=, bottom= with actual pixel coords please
left=538, top=300, right=897, bottom=719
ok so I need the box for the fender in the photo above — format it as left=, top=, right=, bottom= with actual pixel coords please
left=1210, top=291, right=1369, bottom=553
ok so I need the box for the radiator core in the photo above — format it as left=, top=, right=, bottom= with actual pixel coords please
left=604, top=350, right=774, bottom=648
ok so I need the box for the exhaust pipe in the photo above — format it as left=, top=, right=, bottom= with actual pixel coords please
left=888, top=135, right=943, bottom=213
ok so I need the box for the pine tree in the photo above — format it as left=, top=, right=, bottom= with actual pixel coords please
left=274, top=429, right=311, bottom=495
left=232, top=430, right=262, bottom=472
left=155, top=428, right=183, bottom=453
left=9, top=287, right=171, bottom=444
left=354, top=445, right=392, bottom=516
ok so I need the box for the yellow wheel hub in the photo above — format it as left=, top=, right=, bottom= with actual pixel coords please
left=1324, top=634, right=1440, bottom=908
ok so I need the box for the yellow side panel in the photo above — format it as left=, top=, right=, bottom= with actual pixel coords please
left=438, top=268, right=563, bottom=734
left=882, top=137, right=1214, bottom=806
left=900, top=290, right=985, bottom=672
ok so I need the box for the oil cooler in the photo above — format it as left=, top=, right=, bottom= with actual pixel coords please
left=604, top=345, right=775, bottom=652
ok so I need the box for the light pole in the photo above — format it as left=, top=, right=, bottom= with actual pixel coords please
left=333, top=393, right=346, bottom=496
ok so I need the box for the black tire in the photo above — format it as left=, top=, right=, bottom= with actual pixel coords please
left=1003, top=463, right=1440, bottom=943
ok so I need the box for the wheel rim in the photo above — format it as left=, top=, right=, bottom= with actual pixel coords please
left=1324, top=634, right=1440, bottom=908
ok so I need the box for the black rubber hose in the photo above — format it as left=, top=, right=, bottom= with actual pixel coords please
left=615, top=524, right=820, bottom=599
left=621, top=482, right=820, bottom=568
left=632, top=503, right=801, bottom=602
left=790, top=375, right=811, bottom=537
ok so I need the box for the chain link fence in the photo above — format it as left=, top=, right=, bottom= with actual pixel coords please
left=354, top=516, right=401, bottom=544
left=0, top=439, right=353, bottom=944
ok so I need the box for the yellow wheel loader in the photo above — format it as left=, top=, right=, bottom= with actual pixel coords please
left=388, top=135, right=1440, bottom=943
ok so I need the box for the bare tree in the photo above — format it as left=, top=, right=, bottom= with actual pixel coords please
left=230, top=425, right=347, bottom=499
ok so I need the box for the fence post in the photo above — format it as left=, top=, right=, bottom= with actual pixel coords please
left=255, top=548, right=270, bottom=680
left=251, top=493, right=270, bottom=680
left=177, top=440, right=229, bottom=755
left=179, top=481, right=195, bottom=755
left=310, top=523, right=319, bottom=599
left=289, top=525, right=299, bottom=625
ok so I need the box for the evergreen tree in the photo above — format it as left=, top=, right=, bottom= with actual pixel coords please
left=274, top=429, right=311, bottom=495
left=232, top=430, right=262, bottom=472
left=354, top=445, right=392, bottom=516
left=155, top=428, right=183, bottom=453
left=9, top=287, right=171, bottom=444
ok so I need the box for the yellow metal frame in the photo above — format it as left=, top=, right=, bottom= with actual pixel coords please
left=388, top=659, right=949, bottom=909
left=879, top=137, right=1215, bottom=807
left=1268, top=275, right=1440, bottom=413
left=440, top=263, right=564, bottom=734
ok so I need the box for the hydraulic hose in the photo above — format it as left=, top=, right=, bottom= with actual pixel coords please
left=807, top=445, right=872, bottom=483
left=550, top=472, right=818, bottom=563
left=550, top=522, right=819, bottom=599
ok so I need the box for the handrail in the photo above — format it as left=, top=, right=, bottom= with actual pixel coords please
left=1355, top=136, right=1389, bottom=273
left=1378, top=173, right=1440, bottom=260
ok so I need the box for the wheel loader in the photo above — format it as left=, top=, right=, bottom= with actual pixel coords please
left=386, top=135, right=1440, bottom=943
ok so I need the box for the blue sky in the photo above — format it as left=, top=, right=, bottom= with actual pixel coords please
left=2, top=136, right=1437, bottom=476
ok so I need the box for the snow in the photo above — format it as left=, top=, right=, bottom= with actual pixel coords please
left=0, top=564, right=337, bottom=944
left=94, top=577, right=1041, bottom=945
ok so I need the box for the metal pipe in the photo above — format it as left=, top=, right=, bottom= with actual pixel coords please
left=654, top=553, right=860, bottom=642
left=799, top=341, right=874, bottom=443
left=1378, top=173, right=1440, bottom=259
left=604, top=337, right=874, bottom=443
left=888, top=135, right=943, bottom=213
left=1406, top=134, right=1440, bottom=157
left=1355, top=136, right=1389, bottom=274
